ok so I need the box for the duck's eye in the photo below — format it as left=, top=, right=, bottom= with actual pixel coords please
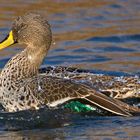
left=18, top=23, right=27, bottom=33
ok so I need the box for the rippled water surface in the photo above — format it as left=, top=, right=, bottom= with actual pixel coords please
left=0, top=0, right=140, bottom=139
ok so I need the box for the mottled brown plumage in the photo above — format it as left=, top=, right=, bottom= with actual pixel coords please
left=0, top=13, right=139, bottom=116
left=45, top=66, right=140, bottom=99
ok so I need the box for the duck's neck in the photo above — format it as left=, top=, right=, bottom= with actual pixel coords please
left=0, top=46, right=47, bottom=83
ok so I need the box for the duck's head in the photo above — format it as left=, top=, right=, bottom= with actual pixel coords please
left=0, top=13, right=52, bottom=51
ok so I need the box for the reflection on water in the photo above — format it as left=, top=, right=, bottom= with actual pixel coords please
left=1, top=115, right=140, bottom=140
left=0, top=0, right=140, bottom=139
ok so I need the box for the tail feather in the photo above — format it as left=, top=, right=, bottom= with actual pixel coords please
left=84, top=93, right=132, bottom=117
left=113, top=99, right=140, bottom=113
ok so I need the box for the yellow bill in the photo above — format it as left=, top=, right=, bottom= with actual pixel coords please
left=0, top=31, right=14, bottom=50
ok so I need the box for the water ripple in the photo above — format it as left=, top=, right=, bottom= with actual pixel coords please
left=86, top=34, right=140, bottom=43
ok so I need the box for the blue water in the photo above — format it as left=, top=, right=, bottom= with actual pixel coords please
left=0, top=0, right=140, bottom=139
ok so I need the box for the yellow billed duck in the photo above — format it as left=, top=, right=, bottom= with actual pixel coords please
left=0, top=13, right=139, bottom=116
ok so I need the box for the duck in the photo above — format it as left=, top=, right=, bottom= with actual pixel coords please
left=0, top=13, right=139, bottom=116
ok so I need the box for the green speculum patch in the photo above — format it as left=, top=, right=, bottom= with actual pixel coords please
left=64, top=101, right=96, bottom=113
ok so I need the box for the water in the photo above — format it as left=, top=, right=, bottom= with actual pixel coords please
left=0, top=0, right=140, bottom=139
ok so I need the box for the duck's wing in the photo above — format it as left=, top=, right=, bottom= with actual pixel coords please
left=41, top=66, right=140, bottom=99
left=25, top=75, right=140, bottom=117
